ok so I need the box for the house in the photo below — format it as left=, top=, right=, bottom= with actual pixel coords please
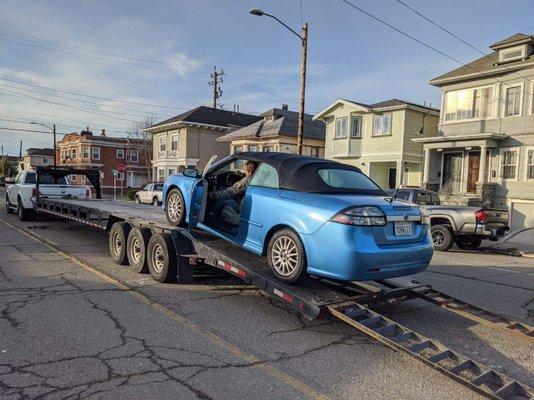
left=413, top=33, right=534, bottom=230
left=143, top=106, right=261, bottom=182
left=56, top=129, right=150, bottom=193
left=19, top=148, right=55, bottom=171
left=314, top=99, right=439, bottom=189
left=217, top=105, right=326, bottom=156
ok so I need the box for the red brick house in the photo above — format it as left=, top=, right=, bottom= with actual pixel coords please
left=56, top=129, right=150, bottom=193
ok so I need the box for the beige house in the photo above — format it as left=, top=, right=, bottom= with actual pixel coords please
left=143, top=106, right=261, bottom=182
left=19, top=148, right=55, bottom=171
left=217, top=106, right=325, bottom=157
left=314, top=99, right=439, bottom=190
left=414, top=33, right=534, bottom=230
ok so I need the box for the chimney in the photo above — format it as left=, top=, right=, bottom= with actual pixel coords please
left=281, top=104, right=288, bottom=111
left=101, top=129, right=106, bottom=136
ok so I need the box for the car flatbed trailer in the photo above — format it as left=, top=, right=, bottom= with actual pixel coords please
left=35, top=196, right=534, bottom=400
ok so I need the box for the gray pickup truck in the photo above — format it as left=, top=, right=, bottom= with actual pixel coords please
left=388, top=188, right=509, bottom=251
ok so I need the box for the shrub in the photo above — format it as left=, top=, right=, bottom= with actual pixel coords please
left=127, top=188, right=138, bottom=201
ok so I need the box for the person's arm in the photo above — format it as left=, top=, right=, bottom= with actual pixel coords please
left=210, top=177, right=248, bottom=200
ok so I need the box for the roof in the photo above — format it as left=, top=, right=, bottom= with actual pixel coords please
left=314, top=98, right=439, bottom=120
left=431, top=33, right=534, bottom=85
left=217, top=109, right=325, bottom=142
left=227, top=152, right=384, bottom=195
left=145, top=106, right=261, bottom=132
left=26, top=148, right=55, bottom=156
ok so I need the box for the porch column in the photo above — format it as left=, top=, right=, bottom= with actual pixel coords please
left=478, top=145, right=487, bottom=184
left=422, top=148, right=431, bottom=185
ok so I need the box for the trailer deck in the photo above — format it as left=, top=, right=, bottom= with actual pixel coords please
left=35, top=197, right=534, bottom=399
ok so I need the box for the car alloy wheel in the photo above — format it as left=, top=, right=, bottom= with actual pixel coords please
left=167, top=193, right=182, bottom=222
left=432, top=230, right=445, bottom=247
left=271, top=235, right=299, bottom=277
left=153, top=198, right=159, bottom=206
left=134, top=197, right=140, bottom=204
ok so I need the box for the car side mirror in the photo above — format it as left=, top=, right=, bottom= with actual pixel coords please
left=183, top=167, right=199, bottom=178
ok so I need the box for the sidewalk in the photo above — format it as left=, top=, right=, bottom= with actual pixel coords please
left=479, top=228, right=534, bottom=258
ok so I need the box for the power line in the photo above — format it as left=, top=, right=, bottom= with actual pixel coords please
left=0, top=117, right=129, bottom=134
left=0, top=77, right=188, bottom=110
left=298, top=0, right=304, bottom=26
left=0, top=127, right=63, bottom=134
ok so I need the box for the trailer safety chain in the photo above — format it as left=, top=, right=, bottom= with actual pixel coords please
left=412, top=287, right=534, bottom=343
left=328, top=303, right=533, bottom=400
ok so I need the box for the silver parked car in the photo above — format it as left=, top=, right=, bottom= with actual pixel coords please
left=134, top=183, right=163, bottom=206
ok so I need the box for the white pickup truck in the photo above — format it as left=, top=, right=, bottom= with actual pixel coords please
left=5, top=170, right=91, bottom=221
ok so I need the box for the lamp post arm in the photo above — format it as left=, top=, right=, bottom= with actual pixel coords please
left=263, top=13, right=303, bottom=41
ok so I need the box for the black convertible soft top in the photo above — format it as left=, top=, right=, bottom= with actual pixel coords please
left=232, top=152, right=384, bottom=195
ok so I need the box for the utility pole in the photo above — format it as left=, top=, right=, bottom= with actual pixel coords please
left=209, top=66, right=224, bottom=109
left=19, top=141, right=22, bottom=160
left=296, top=22, right=308, bottom=155
left=53, top=124, right=57, bottom=167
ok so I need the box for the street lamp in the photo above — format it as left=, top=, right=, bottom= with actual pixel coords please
left=31, top=122, right=57, bottom=166
left=249, top=8, right=308, bottom=155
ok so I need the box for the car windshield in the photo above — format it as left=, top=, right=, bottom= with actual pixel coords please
left=317, top=169, right=381, bottom=191
left=25, top=173, right=67, bottom=185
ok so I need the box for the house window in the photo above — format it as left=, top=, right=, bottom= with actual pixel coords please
left=262, top=146, right=274, bottom=152
left=351, top=116, right=362, bottom=138
left=234, top=145, right=243, bottom=154
left=130, top=150, right=139, bottom=162
left=527, top=149, right=534, bottom=180
left=82, top=147, right=89, bottom=159
left=335, top=117, right=347, bottom=138
left=157, top=169, right=165, bottom=182
left=499, top=46, right=525, bottom=63
left=92, top=147, right=100, bottom=160
left=117, top=172, right=124, bottom=181
left=248, top=145, right=258, bottom=152
left=71, top=148, right=77, bottom=159
left=501, top=150, right=518, bottom=179
left=310, top=146, right=319, bottom=157
left=444, top=87, right=493, bottom=121
left=168, top=169, right=176, bottom=176
left=116, top=149, right=124, bottom=158
left=373, top=113, right=392, bottom=136
left=505, top=86, right=521, bottom=116
left=171, top=134, right=178, bottom=151
left=159, top=136, right=166, bottom=152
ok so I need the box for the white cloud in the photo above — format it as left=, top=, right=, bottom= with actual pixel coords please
left=166, top=53, right=203, bottom=77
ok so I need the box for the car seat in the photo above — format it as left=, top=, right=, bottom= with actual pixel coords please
left=221, top=196, right=246, bottom=226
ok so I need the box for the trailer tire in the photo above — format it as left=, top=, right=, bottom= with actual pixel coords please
left=431, top=224, right=454, bottom=251
left=455, top=235, right=482, bottom=250
left=6, top=195, right=14, bottom=214
left=267, top=229, right=307, bottom=284
left=17, top=198, right=35, bottom=221
left=109, top=222, right=131, bottom=265
left=147, top=233, right=177, bottom=283
left=165, top=188, right=185, bottom=226
left=127, top=227, right=151, bottom=273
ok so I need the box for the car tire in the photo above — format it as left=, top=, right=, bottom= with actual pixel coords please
left=431, top=225, right=454, bottom=251
left=165, top=188, right=185, bottom=226
left=152, top=197, right=160, bottom=207
left=455, top=236, right=482, bottom=250
left=147, top=233, right=177, bottom=283
left=6, top=195, right=14, bottom=214
left=127, top=227, right=151, bottom=273
left=17, top=198, right=35, bottom=221
left=109, top=222, right=131, bottom=265
left=134, top=196, right=140, bottom=204
left=267, top=229, right=307, bottom=284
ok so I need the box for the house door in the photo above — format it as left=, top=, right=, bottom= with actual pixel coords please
left=467, top=152, right=480, bottom=193
left=442, top=153, right=463, bottom=194
left=388, top=168, right=397, bottom=189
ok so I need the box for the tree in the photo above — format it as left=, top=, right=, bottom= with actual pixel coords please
left=127, top=116, right=155, bottom=182
left=0, top=156, right=17, bottom=177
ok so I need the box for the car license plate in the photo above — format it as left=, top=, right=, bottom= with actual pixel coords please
left=394, top=221, right=413, bottom=236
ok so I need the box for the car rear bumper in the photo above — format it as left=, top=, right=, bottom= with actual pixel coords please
left=301, top=221, right=433, bottom=281
left=459, top=223, right=510, bottom=237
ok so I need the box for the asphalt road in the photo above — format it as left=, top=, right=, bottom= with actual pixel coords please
left=0, top=191, right=532, bottom=399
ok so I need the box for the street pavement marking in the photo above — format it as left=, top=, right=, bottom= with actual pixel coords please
left=0, top=218, right=330, bottom=400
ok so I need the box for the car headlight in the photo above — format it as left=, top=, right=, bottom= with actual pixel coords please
left=331, top=206, right=386, bottom=226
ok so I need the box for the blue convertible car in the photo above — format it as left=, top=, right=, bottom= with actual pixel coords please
left=162, top=152, right=433, bottom=284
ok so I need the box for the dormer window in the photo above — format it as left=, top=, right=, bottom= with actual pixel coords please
left=498, top=45, right=525, bottom=63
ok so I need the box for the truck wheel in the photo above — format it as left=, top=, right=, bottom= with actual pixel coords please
left=17, top=199, right=35, bottom=221
left=147, top=233, right=177, bottom=283
left=455, top=236, right=482, bottom=250
left=127, top=227, right=151, bottom=273
left=431, top=225, right=454, bottom=251
left=165, top=189, right=185, bottom=226
left=6, top=195, right=14, bottom=214
left=109, top=222, right=131, bottom=265
left=152, top=197, right=160, bottom=207
left=267, top=229, right=307, bottom=284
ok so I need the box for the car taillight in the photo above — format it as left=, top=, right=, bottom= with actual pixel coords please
left=32, top=187, right=38, bottom=197
left=331, top=206, right=386, bottom=226
left=475, top=210, right=486, bottom=224
left=420, top=209, right=431, bottom=225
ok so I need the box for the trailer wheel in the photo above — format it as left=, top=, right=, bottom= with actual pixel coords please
left=147, top=233, right=177, bottom=283
left=431, top=225, right=454, bottom=251
left=165, top=189, right=185, bottom=226
left=267, top=229, right=307, bottom=284
left=127, top=227, right=151, bottom=273
left=5, top=195, right=14, bottom=214
left=109, top=222, right=131, bottom=265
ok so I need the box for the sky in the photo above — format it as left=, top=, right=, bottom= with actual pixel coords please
left=0, top=0, right=533, bottom=155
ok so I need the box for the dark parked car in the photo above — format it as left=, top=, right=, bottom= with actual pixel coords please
left=387, top=188, right=509, bottom=251
left=0, top=176, right=5, bottom=187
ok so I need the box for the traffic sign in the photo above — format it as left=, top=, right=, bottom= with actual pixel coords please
left=117, top=163, right=126, bottom=172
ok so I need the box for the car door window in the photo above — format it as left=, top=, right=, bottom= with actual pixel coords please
left=143, top=184, right=152, bottom=191
left=396, top=190, right=411, bottom=201
left=249, top=163, right=279, bottom=188
left=154, top=184, right=163, bottom=191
